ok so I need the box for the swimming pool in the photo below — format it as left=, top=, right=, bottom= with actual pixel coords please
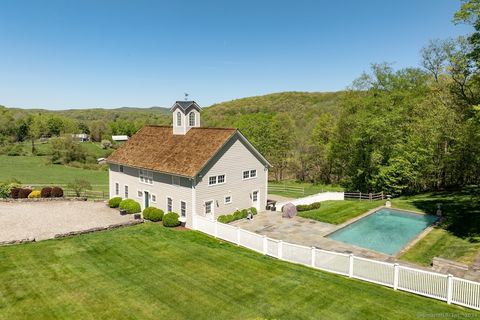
left=327, top=208, right=439, bottom=255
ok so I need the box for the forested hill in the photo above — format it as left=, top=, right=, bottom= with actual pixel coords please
left=202, top=91, right=344, bottom=127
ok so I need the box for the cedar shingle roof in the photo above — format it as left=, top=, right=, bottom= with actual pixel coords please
left=106, top=125, right=237, bottom=177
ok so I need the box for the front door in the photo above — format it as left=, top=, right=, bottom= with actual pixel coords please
left=144, top=191, right=149, bottom=208
left=252, top=190, right=259, bottom=211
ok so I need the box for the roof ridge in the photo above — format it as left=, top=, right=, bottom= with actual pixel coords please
left=143, top=125, right=237, bottom=130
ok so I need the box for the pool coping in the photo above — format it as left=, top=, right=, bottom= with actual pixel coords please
left=324, top=205, right=441, bottom=257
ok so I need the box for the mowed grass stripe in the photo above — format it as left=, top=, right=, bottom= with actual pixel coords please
left=0, top=224, right=467, bottom=319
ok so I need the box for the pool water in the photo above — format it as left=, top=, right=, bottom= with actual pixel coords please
left=327, top=208, right=439, bottom=255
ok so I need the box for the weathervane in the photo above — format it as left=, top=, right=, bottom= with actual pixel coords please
left=184, top=92, right=189, bottom=101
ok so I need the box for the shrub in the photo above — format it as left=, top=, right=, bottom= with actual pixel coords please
left=119, top=199, right=141, bottom=214
left=18, top=188, right=32, bottom=199
left=51, top=187, right=64, bottom=197
left=108, top=197, right=122, bottom=208
left=10, top=187, right=21, bottom=199
left=218, top=215, right=235, bottom=224
left=163, top=212, right=180, bottom=227
left=28, top=190, right=41, bottom=198
left=143, top=207, right=164, bottom=222
left=40, top=187, right=52, bottom=198
left=249, top=207, right=258, bottom=215
left=0, top=180, right=21, bottom=198
left=296, top=202, right=321, bottom=212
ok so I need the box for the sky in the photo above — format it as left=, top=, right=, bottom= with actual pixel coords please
left=0, top=0, right=472, bottom=110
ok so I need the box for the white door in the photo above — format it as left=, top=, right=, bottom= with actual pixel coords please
left=204, top=200, right=214, bottom=220
left=252, top=190, right=259, bottom=211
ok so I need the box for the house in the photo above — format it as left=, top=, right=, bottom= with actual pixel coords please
left=106, top=101, right=271, bottom=228
left=72, top=133, right=89, bottom=142
left=112, top=135, right=129, bottom=142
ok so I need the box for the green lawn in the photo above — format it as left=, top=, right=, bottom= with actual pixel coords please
left=268, top=180, right=343, bottom=198
left=392, top=192, right=480, bottom=266
left=0, top=155, right=108, bottom=191
left=400, top=228, right=480, bottom=266
left=298, top=200, right=384, bottom=224
left=0, top=224, right=466, bottom=319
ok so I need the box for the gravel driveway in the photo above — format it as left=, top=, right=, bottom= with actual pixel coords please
left=0, top=201, right=135, bottom=243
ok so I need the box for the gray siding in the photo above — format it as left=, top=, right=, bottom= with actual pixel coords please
left=109, top=164, right=194, bottom=226
left=195, top=135, right=268, bottom=219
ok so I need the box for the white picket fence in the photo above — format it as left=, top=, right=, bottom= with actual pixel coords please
left=192, top=215, right=480, bottom=311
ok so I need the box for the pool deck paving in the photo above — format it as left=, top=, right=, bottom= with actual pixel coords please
left=231, top=210, right=394, bottom=262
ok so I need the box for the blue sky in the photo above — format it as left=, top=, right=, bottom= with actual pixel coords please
left=0, top=0, right=471, bottom=109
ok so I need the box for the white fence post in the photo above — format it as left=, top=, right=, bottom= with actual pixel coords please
left=278, top=240, right=283, bottom=259
left=236, top=227, right=240, bottom=245
left=311, top=247, right=316, bottom=267
left=349, top=254, right=354, bottom=278
left=263, top=235, right=267, bottom=255
left=393, top=263, right=399, bottom=290
left=214, top=220, right=218, bottom=238
left=447, top=274, right=453, bottom=304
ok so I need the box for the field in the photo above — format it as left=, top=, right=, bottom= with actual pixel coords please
left=0, top=155, right=108, bottom=191
left=297, top=199, right=384, bottom=224
left=0, top=224, right=464, bottom=319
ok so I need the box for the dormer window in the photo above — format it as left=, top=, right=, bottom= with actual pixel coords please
left=189, top=112, right=195, bottom=126
left=176, top=112, right=182, bottom=126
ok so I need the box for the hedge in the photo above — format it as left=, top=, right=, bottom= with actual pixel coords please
left=18, top=188, right=32, bottom=199
left=143, top=207, right=164, bottom=222
left=51, top=187, right=64, bottom=198
left=217, top=207, right=258, bottom=224
left=40, top=187, right=52, bottom=198
left=119, top=199, right=141, bottom=214
left=296, top=202, right=322, bottom=212
left=0, top=181, right=21, bottom=199
left=108, top=197, right=122, bottom=208
left=28, top=190, right=41, bottom=198
left=163, top=212, right=180, bottom=227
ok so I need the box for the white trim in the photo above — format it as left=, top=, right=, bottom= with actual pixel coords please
left=189, top=111, right=196, bottom=127
left=224, top=195, right=232, bottom=204
left=251, top=189, right=259, bottom=210
left=242, top=169, right=258, bottom=180
left=166, top=196, right=173, bottom=213
left=137, top=190, right=143, bottom=198
left=204, top=199, right=214, bottom=217
left=180, top=200, right=187, bottom=218
left=114, top=182, right=120, bottom=196
left=124, top=185, right=129, bottom=198
left=151, top=194, right=157, bottom=203
left=208, top=174, right=226, bottom=186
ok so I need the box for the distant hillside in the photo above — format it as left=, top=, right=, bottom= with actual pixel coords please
left=202, top=91, right=344, bottom=128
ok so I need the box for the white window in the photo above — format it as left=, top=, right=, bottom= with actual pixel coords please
left=124, top=185, right=129, bottom=198
left=119, top=165, right=124, bottom=173
left=189, top=112, right=195, bottom=126
left=167, top=197, right=172, bottom=212
left=115, top=183, right=119, bottom=196
left=209, top=176, right=217, bottom=185
left=243, top=169, right=257, bottom=180
left=208, top=174, right=225, bottom=186
left=137, top=190, right=143, bottom=197
left=252, top=190, right=258, bottom=202
left=139, top=169, right=153, bottom=184
left=224, top=196, right=232, bottom=204
left=180, top=201, right=186, bottom=217
left=151, top=194, right=156, bottom=202
left=172, top=176, right=180, bottom=185
left=205, top=201, right=213, bottom=214
left=176, top=112, right=182, bottom=126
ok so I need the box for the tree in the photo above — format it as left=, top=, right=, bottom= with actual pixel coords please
left=67, top=179, right=92, bottom=197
